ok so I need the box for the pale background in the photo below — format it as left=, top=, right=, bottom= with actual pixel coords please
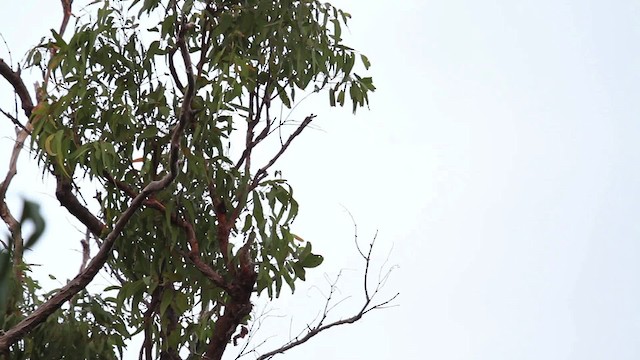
left=1, top=0, right=640, bottom=359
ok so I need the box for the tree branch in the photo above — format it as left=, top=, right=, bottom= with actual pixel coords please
left=168, top=47, right=185, bottom=94
left=255, top=232, right=399, bottom=360
left=0, top=18, right=199, bottom=352
left=0, top=119, right=33, bottom=282
left=55, top=176, right=106, bottom=237
left=59, top=0, right=73, bottom=37
left=250, top=114, right=316, bottom=190
left=0, top=59, right=34, bottom=117
left=104, top=172, right=229, bottom=290
left=235, top=82, right=273, bottom=171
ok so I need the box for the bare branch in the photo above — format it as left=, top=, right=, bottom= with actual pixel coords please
left=342, top=206, right=366, bottom=258
left=250, top=114, right=316, bottom=190
left=255, top=233, right=398, bottom=360
left=0, top=34, right=21, bottom=121
left=235, top=307, right=281, bottom=360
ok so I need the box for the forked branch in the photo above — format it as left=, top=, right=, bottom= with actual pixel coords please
left=252, top=230, right=399, bottom=360
left=250, top=114, right=316, bottom=190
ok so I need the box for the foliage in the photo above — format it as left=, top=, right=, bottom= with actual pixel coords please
left=0, top=0, right=380, bottom=359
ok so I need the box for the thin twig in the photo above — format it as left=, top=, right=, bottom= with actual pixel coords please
left=0, top=108, right=30, bottom=133
left=234, top=307, right=279, bottom=360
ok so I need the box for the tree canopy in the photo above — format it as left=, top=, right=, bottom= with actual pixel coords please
left=0, top=1, right=395, bottom=359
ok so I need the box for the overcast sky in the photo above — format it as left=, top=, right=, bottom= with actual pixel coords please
left=2, top=0, right=640, bottom=359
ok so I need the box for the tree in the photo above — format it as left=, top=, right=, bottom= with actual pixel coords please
left=0, top=0, right=396, bottom=359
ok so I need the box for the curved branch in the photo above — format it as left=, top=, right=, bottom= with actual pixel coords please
left=0, top=59, right=34, bottom=117
left=55, top=176, right=106, bottom=236
left=168, top=47, right=185, bottom=93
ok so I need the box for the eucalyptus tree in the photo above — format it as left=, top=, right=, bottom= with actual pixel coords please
left=0, top=1, right=394, bottom=359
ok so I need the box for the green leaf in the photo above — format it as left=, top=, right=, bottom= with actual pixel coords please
left=298, top=242, right=312, bottom=260
left=300, top=254, right=324, bottom=268
left=20, top=198, right=46, bottom=248
left=283, top=270, right=295, bottom=292
left=242, top=216, right=253, bottom=233
left=253, top=191, right=265, bottom=228
left=33, top=50, right=42, bottom=65
left=360, top=54, right=371, bottom=69
left=292, top=262, right=306, bottom=280
left=337, top=89, right=345, bottom=106
left=344, top=53, right=355, bottom=77
left=159, top=289, right=174, bottom=317
left=50, top=30, right=68, bottom=50
left=331, top=19, right=342, bottom=41
left=277, top=85, right=291, bottom=108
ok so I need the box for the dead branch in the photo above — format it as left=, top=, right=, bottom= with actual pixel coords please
left=254, top=229, right=399, bottom=360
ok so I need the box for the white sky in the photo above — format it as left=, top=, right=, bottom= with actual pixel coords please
left=2, top=0, right=640, bottom=359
